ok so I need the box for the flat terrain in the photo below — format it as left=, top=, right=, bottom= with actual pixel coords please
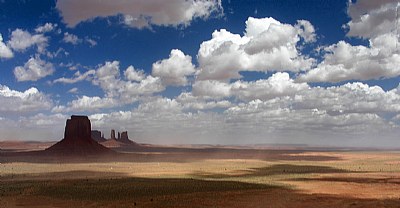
left=1, top=143, right=400, bottom=207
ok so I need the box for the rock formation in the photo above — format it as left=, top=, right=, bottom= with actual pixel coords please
left=111, top=129, right=116, bottom=140
left=91, top=130, right=106, bottom=142
left=118, top=131, right=136, bottom=144
left=101, top=130, right=138, bottom=148
left=120, top=131, right=128, bottom=141
left=45, top=115, right=112, bottom=155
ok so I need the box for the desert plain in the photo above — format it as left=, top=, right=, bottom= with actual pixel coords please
left=1, top=142, right=400, bottom=208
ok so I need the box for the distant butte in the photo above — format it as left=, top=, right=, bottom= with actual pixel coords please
left=91, top=130, right=106, bottom=142
left=111, top=129, right=116, bottom=140
left=119, top=131, right=136, bottom=145
left=101, top=130, right=139, bottom=148
left=45, top=115, right=113, bottom=155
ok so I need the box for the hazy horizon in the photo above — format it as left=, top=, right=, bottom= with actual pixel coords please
left=1, top=0, right=400, bottom=147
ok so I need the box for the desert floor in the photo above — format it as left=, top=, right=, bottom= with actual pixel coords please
left=1, top=143, right=400, bottom=207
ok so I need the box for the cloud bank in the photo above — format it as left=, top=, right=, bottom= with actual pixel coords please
left=56, top=0, right=223, bottom=28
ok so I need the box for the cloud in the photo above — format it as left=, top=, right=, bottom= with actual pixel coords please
left=19, top=113, right=67, bottom=128
left=213, top=82, right=400, bottom=145
left=124, top=66, right=145, bottom=82
left=347, top=0, right=398, bottom=19
left=231, top=72, right=309, bottom=101
left=52, top=96, right=117, bottom=113
left=7, top=29, right=48, bottom=54
left=137, top=97, right=183, bottom=113
left=85, top=37, right=97, bottom=47
left=0, top=84, right=52, bottom=114
left=92, top=61, right=123, bottom=98
left=14, top=56, right=55, bottom=81
left=196, top=17, right=315, bottom=80
left=176, top=92, right=232, bottom=110
left=297, top=1, right=400, bottom=83
left=35, top=23, right=57, bottom=33
left=0, top=113, right=67, bottom=141
left=294, top=82, right=400, bottom=115
left=120, top=75, right=165, bottom=99
left=67, top=87, right=78, bottom=94
left=47, top=47, right=68, bottom=58
left=224, top=99, right=393, bottom=140
left=53, top=70, right=95, bottom=84
left=346, top=0, right=399, bottom=39
left=62, top=32, right=81, bottom=45
left=92, top=61, right=165, bottom=103
left=295, top=20, right=317, bottom=43
left=87, top=100, right=228, bottom=143
left=3, top=5, right=397, bottom=145
left=192, top=72, right=309, bottom=102
left=152, top=49, right=196, bottom=86
left=59, top=96, right=117, bottom=112
left=192, top=79, right=231, bottom=99
left=297, top=37, right=400, bottom=83
left=59, top=62, right=83, bottom=71
left=0, top=33, right=13, bottom=58
left=54, top=61, right=165, bottom=112
left=185, top=75, right=400, bottom=142
left=56, top=0, right=223, bottom=29
left=3, top=79, right=400, bottom=145
left=85, top=81, right=400, bottom=145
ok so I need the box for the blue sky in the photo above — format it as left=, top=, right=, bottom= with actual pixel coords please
left=0, top=0, right=400, bottom=147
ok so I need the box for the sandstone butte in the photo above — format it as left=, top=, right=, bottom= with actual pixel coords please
left=45, top=115, right=112, bottom=155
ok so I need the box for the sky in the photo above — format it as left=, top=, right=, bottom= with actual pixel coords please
left=0, top=0, right=400, bottom=147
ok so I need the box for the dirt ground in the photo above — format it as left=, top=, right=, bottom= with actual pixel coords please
left=0, top=143, right=400, bottom=207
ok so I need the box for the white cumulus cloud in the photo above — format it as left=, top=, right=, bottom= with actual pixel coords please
left=35, top=23, right=57, bottom=33
left=124, top=66, right=145, bottom=82
left=84, top=81, right=400, bottom=145
left=54, top=61, right=165, bottom=112
left=176, top=92, right=232, bottom=110
left=192, top=79, right=231, bottom=99
left=197, top=17, right=315, bottom=81
left=0, top=33, right=13, bottom=59
left=297, top=38, right=400, bottom=83
left=297, top=1, right=400, bottom=83
left=14, top=56, right=55, bottom=82
left=0, top=84, right=52, bottom=114
left=7, top=29, right=48, bottom=54
left=152, top=49, right=196, bottom=86
left=193, top=72, right=309, bottom=102
left=231, top=72, right=309, bottom=101
left=92, top=61, right=165, bottom=102
left=64, top=96, right=117, bottom=112
left=62, top=32, right=81, bottom=45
